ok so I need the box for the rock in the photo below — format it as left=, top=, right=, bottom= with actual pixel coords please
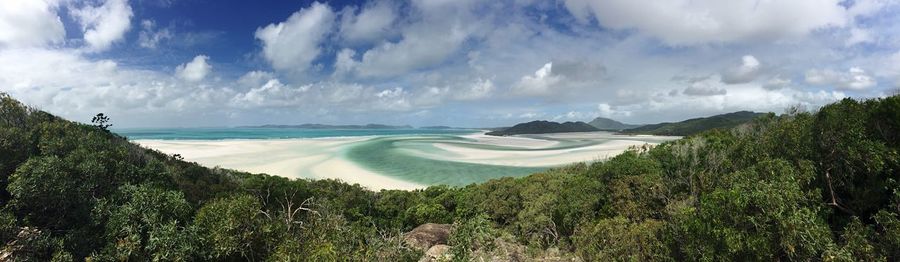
left=0, top=227, right=43, bottom=261
left=418, top=244, right=452, bottom=262
left=404, top=223, right=452, bottom=250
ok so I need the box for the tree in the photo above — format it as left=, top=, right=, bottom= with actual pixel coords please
left=94, top=184, right=197, bottom=261
left=573, top=216, right=672, bottom=261
left=91, top=113, right=111, bottom=132
left=193, top=195, right=270, bottom=260
left=7, top=156, right=90, bottom=230
left=674, top=160, right=832, bottom=260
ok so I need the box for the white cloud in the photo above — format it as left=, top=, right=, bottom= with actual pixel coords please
left=805, top=67, right=877, bottom=90
left=597, top=103, right=632, bottom=118
left=0, top=0, right=65, bottom=48
left=70, top=0, right=134, bottom=51
left=762, top=76, right=792, bottom=90
left=845, top=27, right=873, bottom=46
left=350, top=0, right=478, bottom=77
left=333, top=48, right=358, bottom=77
left=514, top=62, right=562, bottom=96
left=553, top=111, right=597, bottom=121
left=683, top=84, right=727, bottom=96
left=721, top=55, right=761, bottom=84
left=562, top=0, right=848, bottom=45
left=176, top=55, right=212, bottom=82
left=137, top=20, right=173, bottom=49
left=518, top=112, right=543, bottom=119
left=0, top=48, right=232, bottom=126
left=255, top=2, right=335, bottom=72
left=237, top=71, right=276, bottom=88
left=454, top=78, right=494, bottom=100
left=339, top=1, right=396, bottom=43
left=230, top=79, right=311, bottom=108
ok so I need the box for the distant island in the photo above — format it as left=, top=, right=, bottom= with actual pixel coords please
left=487, top=111, right=765, bottom=137
left=588, top=117, right=643, bottom=131
left=418, top=125, right=454, bottom=129
left=244, top=123, right=414, bottom=129
left=486, top=120, right=599, bottom=136
left=622, top=111, right=765, bottom=136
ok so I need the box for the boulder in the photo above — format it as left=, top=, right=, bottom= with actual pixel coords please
left=418, top=244, right=452, bottom=262
left=404, top=223, right=452, bottom=250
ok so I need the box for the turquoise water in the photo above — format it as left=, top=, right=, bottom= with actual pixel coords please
left=344, top=135, right=547, bottom=186
left=117, top=127, right=550, bottom=186
left=115, top=127, right=476, bottom=140
left=117, top=128, right=661, bottom=187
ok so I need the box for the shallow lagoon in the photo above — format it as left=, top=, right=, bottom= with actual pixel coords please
left=125, top=128, right=679, bottom=189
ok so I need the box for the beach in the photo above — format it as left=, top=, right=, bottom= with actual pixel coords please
left=135, top=131, right=678, bottom=190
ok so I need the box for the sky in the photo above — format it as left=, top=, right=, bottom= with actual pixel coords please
left=1, top=0, right=899, bottom=128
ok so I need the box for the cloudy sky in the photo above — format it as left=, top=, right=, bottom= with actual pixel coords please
left=1, top=0, right=898, bottom=128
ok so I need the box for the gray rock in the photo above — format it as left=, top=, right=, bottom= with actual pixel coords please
left=404, top=223, right=452, bottom=250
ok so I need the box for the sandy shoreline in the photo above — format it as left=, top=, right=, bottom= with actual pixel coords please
left=136, top=137, right=425, bottom=190
left=135, top=131, right=678, bottom=190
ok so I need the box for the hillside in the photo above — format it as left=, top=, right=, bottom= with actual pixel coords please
left=623, top=111, right=765, bottom=136
left=588, top=117, right=642, bottom=131
left=485, top=120, right=599, bottom=136
left=0, top=92, right=899, bottom=261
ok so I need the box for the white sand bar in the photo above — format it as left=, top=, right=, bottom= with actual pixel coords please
left=136, top=137, right=425, bottom=190
left=135, top=132, right=679, bottom=190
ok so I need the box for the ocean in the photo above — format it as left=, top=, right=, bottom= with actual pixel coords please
left=119, top=128, right=668, bottom=188
left=114, top=127, right=478, bottom=140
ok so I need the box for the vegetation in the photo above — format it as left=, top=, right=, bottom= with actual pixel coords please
left=588, top=116, right=642, bottom=131
left=0, top=92, right=898, bottom=260
left=486, top=120, right=598, bottom=136
left=623, top=110, right=765, bottom=136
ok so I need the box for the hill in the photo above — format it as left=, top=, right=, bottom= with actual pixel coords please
left=485, top=120, right=599, bottom=136
left=0, top=92, right=899, bottom=261
left=622, top=111, right=765, bottom=136
left=588, top=117, right=642, bottom=131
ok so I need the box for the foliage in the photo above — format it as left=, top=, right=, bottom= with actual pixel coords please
left=0, top=92, right=898, bottom=260
left=486, top=120, right=598, bottom=136
left=624, top=110, right=765, bottom=136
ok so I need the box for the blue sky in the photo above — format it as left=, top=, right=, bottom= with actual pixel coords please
left=1, top=0, right=899, bottom=128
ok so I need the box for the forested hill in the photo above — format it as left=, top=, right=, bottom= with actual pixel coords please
left=623, top=110, right=766, bottom=136
left=485, top=120, right=599, bottom=136
left=588, top=117, right=642, bottom=131
left=1, top=92, right=899, bottom=261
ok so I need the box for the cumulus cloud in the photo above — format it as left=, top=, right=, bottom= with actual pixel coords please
left=70, top=0, right=134, bottom=51
left=231, top=79, right=311, bottom=108
left=721, top=55, right=761, bottom=84
left=0, top=0, right=65, bottom=48
left=683, top=85, right=727, bottom=96
left=137, top=20, right=173, bottom=49
left=333, top=48, right=358, bottom=77
left=454, top=78, right=494, bottom=100
left=512, top=60, right=607, bottom=97
left=597, top=103, right=632, bottom=118
left=762, top=76, right=792, bottom=90
left=350, top=0, right=478, bottom=77
left=561, top=0, right=848, bottom=45
left=805, top=67, right=877, bottom=90
left=339, top=1, right=396, bottom=43
left=514, top=62, right=562, bottom=96
left=0, top=48, right=232, bottom=126
left=1, top=0, right=887, bottom=127
left=845, top=27, right=873, bottom=46
left=176, top=55, right=212, bottom=82
left=255, top=2, right=335, bottom=72
left=237, top=71, right=276, bottom=88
